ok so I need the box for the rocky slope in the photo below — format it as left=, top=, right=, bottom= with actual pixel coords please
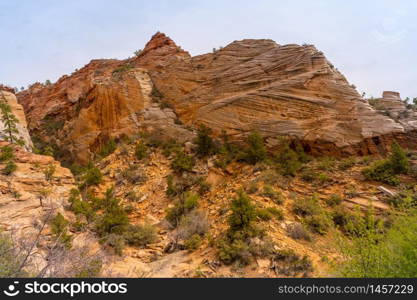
left=370, top=91, right=417, bottom=132
left=80, top=138, right=401, bottom=277
left=17, top=32, right=409, bottom=165
left=0, top=141, right=75, bottom=236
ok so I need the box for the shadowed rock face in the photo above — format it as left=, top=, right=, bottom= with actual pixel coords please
left=17, top=32, right=408, bottom=161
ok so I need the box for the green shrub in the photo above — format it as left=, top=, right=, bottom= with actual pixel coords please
left=161, top=139, right=182, bottom=157
left=0, top=231, right=26, bottom=277
left=95, top=188, right=129, bottom=236
left=217, top=190, right=274, bottom=265
left=0, top=146, right=14, bottom=162
left=2, top=160, right=17, bottom=175
left=99, top=139, right=116, bottom=157
left=184, top=234, right=202, bottom=251
left=257, top=208, right=273, bottom=221
left=273, top=140, right=302, bottom=176
left=325, top=194, right=343, bottom=207
left=271, top=249, right=313, bottom=276
left=135, top=142, right=148, bottom=160
left=339, top=209, right=417, bottom=277
left=228, top=190, right=256, bottom=234
left=166, top=192, right=199, bottom=226
left=300, top=167, right=316, bottom=182
left=81, top=162, right=103, bottom=188
left=292, top=195, right=320, bottom=217
left=171, top=150, right=195, bottom=172
left=362, top=159, right=400, bottom=185
left=317, top=173, right=330, bottom=184
left=112, top=63, right=133, bottom=75
left=50, top=213, right=72, bottom=248
left=218, top=236, right=273, bottom=265
left=195, top=124, right=217, bottom=157
left=240, top=131, right=266, bottom=164
left=105, top=234, right=125, bottom=256
left=390, top=141, right=409, bottom=173
left=197, top=178, right=211, bottom=195
left=286, top=223, right=312, bottom=241
left=362, top=142, right=409, bottom=185
left=218, top=237, right=251, bottom=265
left=176, top=210, right=209, bottom=240
left=303, top=213, right=333, bottom=235
left=126, top=191, right=141, bottom=202
left=317, top=157, right=336, bottom=171
left=43, top=163, right=56, bottom=181
left=266, top=207, right=284, bottom=220
left=68, top=188, right=94, bottom=221
left=214, top=133, right=239, bottom=169
left=125, top=223, right=158, bottom=247
left=257, top=207, right=284, bottom=221
left=339, top=157, right=356, bottom=170
left=387, top=190, right=417, bottom=208
left=74, top=258, right=102, bottom=278
left=331, top=206, right=355, bottom=229
left=262, top=185, right=283, bottom=204
left=166, top=175, right=178, bottom=197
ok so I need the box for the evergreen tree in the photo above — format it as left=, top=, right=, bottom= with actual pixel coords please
left=0, top=99, right=24, bottom=146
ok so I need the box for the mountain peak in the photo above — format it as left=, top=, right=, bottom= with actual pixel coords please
left=142, top=31, right=181, bottom=54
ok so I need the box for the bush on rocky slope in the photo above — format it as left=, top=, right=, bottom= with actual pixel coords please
left=362, top=142, right=409, bottom=185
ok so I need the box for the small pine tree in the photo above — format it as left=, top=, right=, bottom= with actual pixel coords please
left=171, top=150, right=195, bottom=172
left=0, top=99, right=24, bottom=146
left=95, top=188, right=129, bottom=236
left=242, top=131, right=266, bottom=164
left=389, top=141, right=409, bottom=174
left=228, top=190, right=256, bottom=234
left=50, top=213, right=72, bottom=248
left=195, top=124, right=216, bottom=157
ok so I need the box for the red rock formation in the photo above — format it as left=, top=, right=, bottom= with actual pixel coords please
left=18, top=32, right=409, bottom=162
left=0, top=84, right=15, bottom=94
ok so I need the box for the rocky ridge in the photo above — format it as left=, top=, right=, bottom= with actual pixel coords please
left=17, top=32, right=412, bottom=164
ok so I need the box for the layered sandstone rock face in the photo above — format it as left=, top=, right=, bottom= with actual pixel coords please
left=0, top=141, right=75, bottom=236
left=132, top=35, right=404, bottom=155
left=0, top=89, right=33, bottom=151
left=370, top=91, right=417, bottom=133
left=18, top=32, right=407, bottom=160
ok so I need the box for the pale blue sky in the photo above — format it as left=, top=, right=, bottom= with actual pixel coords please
left=0, top=0, right=416, bottom=98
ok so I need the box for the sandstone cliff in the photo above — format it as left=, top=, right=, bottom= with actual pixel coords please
left=0, top=141, right=75, bottom=237
left=18, top=56, right=193, bottom=163
left=17, top=32, right=408, bottom=162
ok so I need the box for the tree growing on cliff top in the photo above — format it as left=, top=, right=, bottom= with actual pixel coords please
left=0, top=99, right=24, bottom=146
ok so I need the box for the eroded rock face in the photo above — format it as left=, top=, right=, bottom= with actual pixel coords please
left=18, top=52, right=193, bottom=163
left=0, top=141, right=75, bottom=237
left=0, top=90, right=33, bottom=151
left=18, top=32, right=409, bottom=160
left=132, top=37, right=404, bottom=155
